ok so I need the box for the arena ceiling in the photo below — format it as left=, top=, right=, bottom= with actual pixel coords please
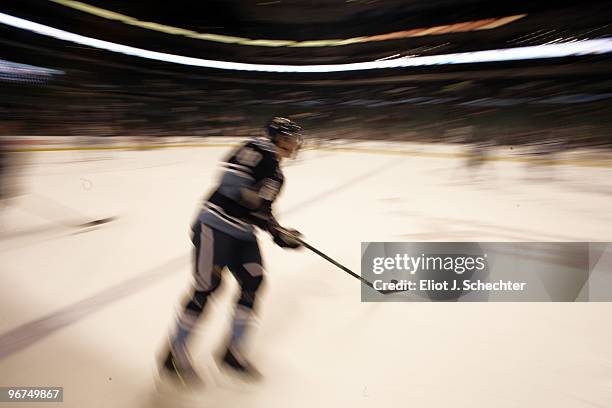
left=0, top=0, right=611, bottom=115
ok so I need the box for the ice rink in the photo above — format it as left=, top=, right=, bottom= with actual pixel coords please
left=1, top=141, right=612, bottom=407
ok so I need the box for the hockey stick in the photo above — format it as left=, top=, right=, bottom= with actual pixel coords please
left=296, top=238, right=398, bottom=295
left=23, top=193, right=117, bottom=230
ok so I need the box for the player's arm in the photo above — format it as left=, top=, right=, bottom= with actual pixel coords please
left=232, top=145, right=279, bottom=218
left=238, top=152, right=281, bottom=229
left=238, top=149, right=301, bottom=248
left=247, top=205, right=301, bottom=249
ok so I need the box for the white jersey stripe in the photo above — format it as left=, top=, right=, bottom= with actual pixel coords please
left=205, top=202, right=251, bottom=231
left=222, top=162, right=253, bottom=173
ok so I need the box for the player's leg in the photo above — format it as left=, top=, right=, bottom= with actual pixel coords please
left=161, top=223, right=231, bottom=383
left=221, top=239, right=265, bottom=378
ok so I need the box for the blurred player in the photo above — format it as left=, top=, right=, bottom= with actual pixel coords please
left=160, top=117, right=304, bottom=385
left=0, top=136, right=20, bottom=204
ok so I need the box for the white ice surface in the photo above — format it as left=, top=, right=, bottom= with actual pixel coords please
left=1, top=145, right=612, bottom=407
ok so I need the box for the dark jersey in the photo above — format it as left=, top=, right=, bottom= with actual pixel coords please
left=198, top=137, right=284, bottom=241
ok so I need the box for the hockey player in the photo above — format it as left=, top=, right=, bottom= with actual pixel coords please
left=161, top=117, right=304, bottom=385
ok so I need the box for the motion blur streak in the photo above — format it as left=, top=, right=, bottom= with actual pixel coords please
left=48, top=0, right=526, bottom=47
left=0, top=12, right=611, bottom=73
left=0, top=59, right=64, bottom=83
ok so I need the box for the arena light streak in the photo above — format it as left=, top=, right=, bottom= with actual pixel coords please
left=1, top=12, right=611, bottom=73
left=49, top=0, right=527, bottom=47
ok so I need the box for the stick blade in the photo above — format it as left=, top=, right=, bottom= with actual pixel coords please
left=77, top=216, right=117, bottom=228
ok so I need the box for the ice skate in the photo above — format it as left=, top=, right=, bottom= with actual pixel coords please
left=158, top=349, right=205, bottom=388
left=218, top=348, right=263, bottom=382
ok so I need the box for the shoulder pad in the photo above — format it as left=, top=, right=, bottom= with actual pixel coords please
left=249, top=137, right=277, bottom=154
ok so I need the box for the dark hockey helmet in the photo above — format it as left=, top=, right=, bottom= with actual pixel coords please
left=266, top=117, right=303, bottom=158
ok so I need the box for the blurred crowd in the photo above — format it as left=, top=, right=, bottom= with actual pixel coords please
left=1, top=61, right=611, bottom=149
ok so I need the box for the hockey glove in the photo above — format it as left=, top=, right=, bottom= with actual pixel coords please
left=270, top=225, right=303, bottom=249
